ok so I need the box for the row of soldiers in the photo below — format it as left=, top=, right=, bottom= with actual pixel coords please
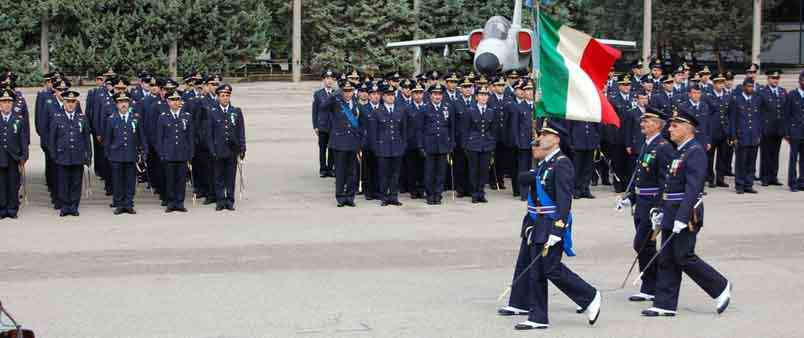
left=0, top=69, right=247, bottom=218
left=312, top=69, right=540, bottom=206
left=606, top=60, right=804, bottom=193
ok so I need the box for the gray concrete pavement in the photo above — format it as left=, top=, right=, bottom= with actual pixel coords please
left=1, top=82, right=803, bottom=338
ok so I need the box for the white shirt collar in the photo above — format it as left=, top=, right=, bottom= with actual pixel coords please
left=677, top=137, right=693, bottom=150
left=385, top=104, right=394, bottom=111
left=798, top=88, right=804, bottom=98
left=645, top=133, right=660, bottom=146
left=742, top=92, right=752, bottom=100
left=539, top=148, right=561, bottom=166
left=220, top=105, right=230, bottom=111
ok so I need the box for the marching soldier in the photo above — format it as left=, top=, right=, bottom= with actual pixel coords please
left=641, top=110, right=731, bottom=317
left=207, top=84, right=247, bottom=211
left=730, top=78, right=762, bottom=194
left=499, top=120, right=601, bottom=330
left=462, top=86, right=498, bottom=203
left=758, top=70, right=786, bottom=186
left=370, top=83, right=407, bottom=206
left=509, top=80, right=533, bottom=200
left=104, top=92, right=147, bottom=215
left=704, top=73, right=732, bottom=188
left=417, top=83, right=454, bottom=205
left=784, top=70, right=804, bottom=192
left=620, top=107, right=675, bottom=302
left=313, top=70, right=336, bottom=178
left=0, top=89, right=28, bottom=219
left=325, top=80, right=362, bottom=207
left=157, top=91, right=194, bottom=212
left=48, top=89, right=91, bottom=217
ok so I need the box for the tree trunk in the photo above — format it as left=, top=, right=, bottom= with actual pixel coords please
left=40, top=13, right=49, bottom=74
left=169, top=39, right=178, bottom=79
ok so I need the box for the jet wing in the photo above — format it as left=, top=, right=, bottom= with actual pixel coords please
left=387, top=36, right=636, bottom=49
left=386, top=36, right=469, bottom=48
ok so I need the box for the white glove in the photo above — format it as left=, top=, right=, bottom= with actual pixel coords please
left=615, top=197, right=631, bottom=212
left=546, top=235, right=562, bottom=247
left=672, top=220, right=687, bottom=234
left=650, top=208, right=663, bottom=230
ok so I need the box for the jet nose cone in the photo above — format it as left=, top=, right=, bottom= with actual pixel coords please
left=475, top=52, right=500, bottom=76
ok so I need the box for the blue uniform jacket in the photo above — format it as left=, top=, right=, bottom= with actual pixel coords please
left=104, top=110, right=148, bottom=163
left=660, top=139, right=706, bottom=230
left=156, top=109, right=195, bottom=162
left=369, top=104, right=407, bottom=157
left=417, top=102, right=455, bottom=155
left=48, top=109, right=92, bottom=166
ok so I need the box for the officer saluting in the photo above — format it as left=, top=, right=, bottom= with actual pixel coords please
left=104, top=92, right=147, bottom=215
left=499, top=119, right=601, bottom=330
left=0, top=88, right=28, bottom=219
left=157, top=91, right=194, bottom=212
left=48, top=89, right=92, bottom=217
left=417, top=83, right=454, bottom=205
left=620, top=107, right=675, bottom=302
left=207, top=84, right=247, bottom=211
left=642, top=110, right=732, bottom=317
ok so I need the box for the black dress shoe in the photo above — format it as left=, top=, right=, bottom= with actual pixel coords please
left=497, top=307, right=528, bottom=316
left=573, top=194, right=581, bottom=199
left=381, top=201, right=389, bottom=206
left=745, top=188, right=758, bottom=194
left=791, top=187, right=800, bottom=192
left=337, top=201, right=347, bottom=207
left=716, top=181, right=729, bottom=188
left=7, top=213, right=17, bottom=219
left=389, top=201, right=402, bottom=206
left=471, top=198, right=480, bottom=204
left=114, top=208, right=125, bottom=215
left=489, top=185, right=498, bottom=190
left=59, top=210, right=67, bottom=217
left=217, top=204, right=226, bottom=210
left=165, top=207, right=174, bottom=213
left=109, top=203, right=117, bottom=208
left=365, top=196, right=375, bottom=201
left=514, top=322, right=548, bottom=330
left=585, top=193, right=596, bottom=199
left=708, top=182, right=716, bottom=188
left=499, top=183, right=506, bottom=190
left=127, top=208, right=137, bottom=215
left=736, top=190, right=744, bottom=194
left=591, top=180, right=599, bottom=186
left=176, top=207, right=188, bottom=212
left=203, top=198, right=217, bottom=205
left=226, top=204, right=236, bottom=210
left=456, top=192, right=466, bottom=198
left=761, top=182, right=769, bottom=187
left=105, top=191, right=113, bottom=196
left=161, top=200, right=168, bottom=207
left=73, top=211, right=80, bottom=217
left=435, top=199, right=442, bottom=205
left=479, top=197, right=488, bottom=203
left=770, top=181, right=783, bottom=186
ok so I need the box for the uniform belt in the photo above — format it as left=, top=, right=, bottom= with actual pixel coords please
left=635, top=187, right=659, bottom=196
left=664, top=192, right=685, bottom=201
left=527, top=205, right=556, bottom=214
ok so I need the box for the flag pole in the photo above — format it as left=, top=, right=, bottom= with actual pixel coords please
left=531, top=0, right=540, bottom=123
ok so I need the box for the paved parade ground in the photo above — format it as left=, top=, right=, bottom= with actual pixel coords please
left=2, top=81, right=803, bottom=338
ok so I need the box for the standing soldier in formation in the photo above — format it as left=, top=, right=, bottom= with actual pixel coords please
left=509, top=80, right=534, bottom=200
left=489, top=76, right=510, bottom=190
left=326, top=80, right=362, bottom=207
left=642, top=111, right=731, bottom=317
left=606, top=74, right=634, bottom=193
left=157, top=91, right=194, bottom=212
left=462, top=86, right=498, bottom=204
left=452, top=77, right=475, bottom=198
left=313, top=70, right=336, bottom=178
left=371, top=83, right=407, bottom=206
left=359, top=82, right=381, bottom=200
left=730, top=78, right=762, bottom=194
left=704, top=73, right=731, bottom=188
left=404, top=81, right=425, bottom=199
left=49, top=89, right=91, bottom=217
left=0, top=88, right=28, bottom=219
left=194, top=75, right=221, bottom=205
left=104, top=92, right=147, bottom=215
left=678, top=85, right=712, bottom=153
left=207, top=84, right=247, bottom=211
left=570, top=117, right=601, bottom=199
left=758, top=70, right=786, bottom=187
left=784, top=70, right=804, bottom=192
left=417, top=83, right=454, bottom=205
left=499, top=120, right=601, bottom=330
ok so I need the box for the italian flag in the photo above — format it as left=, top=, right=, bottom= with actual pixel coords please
left=535, top=12, right=621, bottom=127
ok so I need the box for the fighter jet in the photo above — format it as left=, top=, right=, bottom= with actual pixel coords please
left=386, top=0, right=635, bottom=75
